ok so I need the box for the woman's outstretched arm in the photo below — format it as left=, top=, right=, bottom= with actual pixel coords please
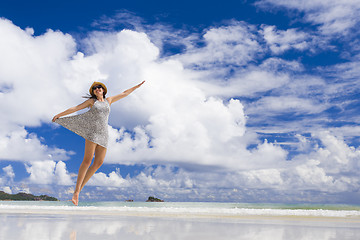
left=107, top=81, right=145, bottom=105
left=52, top=99, right=93, bottom=122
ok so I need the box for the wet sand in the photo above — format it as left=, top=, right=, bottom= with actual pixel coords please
left=1, top=208, right=360, bottom=240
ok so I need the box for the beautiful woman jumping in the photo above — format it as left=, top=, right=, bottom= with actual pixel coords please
left=52, top=81, right=145, bottom=205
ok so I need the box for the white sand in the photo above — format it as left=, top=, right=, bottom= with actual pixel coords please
left=1, top=208, right=360, bottom=240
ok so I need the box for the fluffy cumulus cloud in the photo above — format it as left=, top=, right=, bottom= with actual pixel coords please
left=25, top=160, right=72, bottom=185
left=0, top=19, right=75, bottom=164
left=83, top=131, right=360, bottom=203
left=0, top=8, right=360, bottom=203
left=107, top=98, right=254, bottom=169
left=286, top=131, right=360, bottom=195
left=0, top=165, right=15, bottom=194
left=0, top=19, right=77, bottom=127
left=0, top=127, right=70, bottom=162
left=3, top=165, right=15, bottom=179
left=1, top=186, right=12, bottom=194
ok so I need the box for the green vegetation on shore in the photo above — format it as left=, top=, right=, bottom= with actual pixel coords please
left=0, top=191, right=58, bottom=201
left=146, top=196, right=164, bottom=202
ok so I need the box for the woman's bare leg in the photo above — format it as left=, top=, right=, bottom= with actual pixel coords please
left=72, top=139, right=97, bottom=205
left=80, top=145, right=107, bottom=192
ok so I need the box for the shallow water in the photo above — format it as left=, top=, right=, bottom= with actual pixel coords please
left=1, top=201, right=360, bottom=240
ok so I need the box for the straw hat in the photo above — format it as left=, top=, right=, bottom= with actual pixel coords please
left=89, top=82, right=107, bottom=95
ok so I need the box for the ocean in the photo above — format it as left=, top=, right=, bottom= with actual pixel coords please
left=1, top=201, right=360, bottom=218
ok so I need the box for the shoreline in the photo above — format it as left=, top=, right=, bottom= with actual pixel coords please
left=1, top=206, right=360, bottom=223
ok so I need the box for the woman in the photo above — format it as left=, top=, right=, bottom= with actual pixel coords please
left=52, top=80, right=145, bottom=205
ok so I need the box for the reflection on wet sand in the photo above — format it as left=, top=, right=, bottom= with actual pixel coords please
left=0, top=213, right=360, bottom=240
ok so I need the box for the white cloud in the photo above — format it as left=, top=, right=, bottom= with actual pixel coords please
left=105, top=96, right=274, bottom=170
left=13, top=131, right=358, bottom=202
left=0, top=19, right=76, bottom=164
left=88, top=165, right=196, bottom=193
left=0, top=19, right=77, bottom=128
left=310, top=131, right=360, bottom=174
left=256, top=0, right=360, bottom=35
left=89, top=168, right=128, bottom=187
left=247, top=96, right=326, bottom=115
left=260, top=25, right=310, bottom=54
left=55, top=161, right=73, bottom=185
left=0, top=127, right=71, bottom=162
left=286, top=131, right=360, bottom=192
left=25, top=160, right=72, bottom=185
left=84, top=130, right=360, bottom=201
left=293, top=159, right=335, bottom=190
left=25, top=161, right=56, bottom=184
left=321, top=59, right=360, bottom=88
left=242, top=168, right=284, bottom=188
left=196, top=66, right=291, bottom=98
left=328, top=126, right=360, bottom=139
left=1, top=186, right=12, bottom=194
left=13, top=186, right=31, bottom=194
left=2, top=165, right=15, bottom=179
left=176, top=21, right=261, bottom=69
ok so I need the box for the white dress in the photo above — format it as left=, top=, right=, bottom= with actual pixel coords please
left=55, top=99, right=110, bottom=148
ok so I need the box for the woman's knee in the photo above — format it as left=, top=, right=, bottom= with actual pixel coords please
left=93, top=158, right=104, bottom=168
left=93, top=145, right=106, bottom=168
left=82, top=157, right=93, bottom=167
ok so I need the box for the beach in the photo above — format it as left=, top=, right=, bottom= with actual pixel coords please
left=1, top=201, right=360, bottom=240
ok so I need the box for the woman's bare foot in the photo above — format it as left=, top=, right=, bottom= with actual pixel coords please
left=72, top=192, right=79, bottom=206
left=70, top=230, right=77, bottom=240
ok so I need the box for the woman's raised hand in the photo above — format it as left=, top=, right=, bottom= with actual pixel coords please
left=52, top=115, right=60, bottom=122
left=137, top=80, right=145, bottom=88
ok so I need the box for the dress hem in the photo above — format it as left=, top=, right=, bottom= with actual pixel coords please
left=55, top=119, right=108, bottom=149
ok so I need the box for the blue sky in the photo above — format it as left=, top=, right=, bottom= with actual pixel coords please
left=1, top=0, right=360, bottom=204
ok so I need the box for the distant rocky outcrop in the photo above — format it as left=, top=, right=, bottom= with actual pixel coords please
left=0, top=191, right=58, bottom=201
left=146, top=196, right=164, bottom=202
